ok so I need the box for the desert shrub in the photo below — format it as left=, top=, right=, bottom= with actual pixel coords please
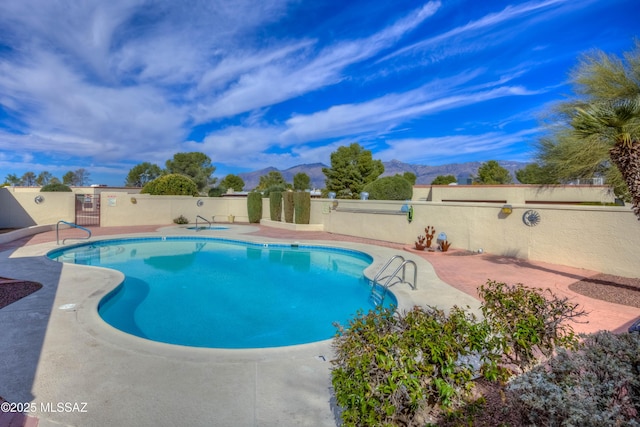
left=507, top=331, right=640, bottom=426
left=247, top=192, right=263, bottom=223
left=140, top=174, right=198, bottom=196
left=362, top=175, right=413, bottom=200
left=331, top=306, right=502, bottom=427
left=479, top=280, right=587, bottom=374
left=293, top=191, right=310, bottom=224
left=269, top=191, right=282, bottom=221
left=40, top=183, right=72, bottom=192
left=173, top=215, right=189, bottom=224
left=283, top=191, right=294, bottom=223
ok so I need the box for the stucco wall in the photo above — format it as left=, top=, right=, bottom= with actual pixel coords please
left=414, top=185, right=616, bottom=204
left=0, top=187, right=75, bottom=227
left=1, top=188, right=638, bottom=277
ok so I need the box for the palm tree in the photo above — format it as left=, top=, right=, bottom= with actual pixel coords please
left=571, top=97, right=640, bottom=219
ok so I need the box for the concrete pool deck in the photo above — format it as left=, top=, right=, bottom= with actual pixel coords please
left=0, top=224, right=638, bottom=426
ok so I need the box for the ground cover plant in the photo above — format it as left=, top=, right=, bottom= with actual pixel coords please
left=331, top=280, right=600, bottom=426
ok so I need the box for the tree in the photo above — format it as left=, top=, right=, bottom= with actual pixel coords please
left=219, top=174, right=245, bottom=192
left=293, top=172, right=311, bottom=190
left=165, top=152, right=215, bottom=192
left=401, top=172, right=417, bottom=186
left=20, top=172, right=36, bottom=186
left=322, top=143, right=384, bottom=199
left=475, top=160, right=513, bottom=184
left=515, top=163, right=558, bottom=184
left=40, top=183, right=72, bottom=192
left=534, top=41, right=640, bottom=210
left=62, top=171, right=77, bottom=186
left=431, top=174, right=457, bottom=185
left=5, top=174, right=21, bottom=185
left=256, top=170, right=288, bottom=192
left=140, top=174, right=198, bottom=196
left=363, top=175, right=413, bottom=200
left=125, top=162, right=163, bottom=187
left=36, top=171, right=53, bottom=186
left=74, top=168, right=90, bottom=186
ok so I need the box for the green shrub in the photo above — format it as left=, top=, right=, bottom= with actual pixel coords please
left=507, top=331, right=640, bottom=426
left=247, top=192, right=263, bottom=223
left=283, top=192, right=294, bottom=223
left=293, top=191, right=311, bottom=224
left=173, top=215, right=189, bottom=224
left=269, top=191, right=282, bottom=221
left=40, top=183, right=72, bottom=192
left=362, top=175, right=413, bottom=200
left=140, top=174, right=198, bottom=196
left=332, top=281, right=588, bottom=426
left=332, top=306, right=502, bottom=427
left=479, top=280, right=587, bottom=374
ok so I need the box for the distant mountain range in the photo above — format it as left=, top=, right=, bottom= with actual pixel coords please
left=237, top=160, right=528, bottom=190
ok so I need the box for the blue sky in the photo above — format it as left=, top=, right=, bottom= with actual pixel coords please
left=0, top=0, right=638, bottom=186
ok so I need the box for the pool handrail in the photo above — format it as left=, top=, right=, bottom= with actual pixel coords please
left=195, top=215, right=212, bottom=231
left=56, top=220, right=92, bottom=245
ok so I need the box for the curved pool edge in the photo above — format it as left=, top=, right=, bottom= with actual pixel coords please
left=14, top=229, right=481, bottom=361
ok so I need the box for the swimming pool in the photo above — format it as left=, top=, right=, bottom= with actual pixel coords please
left=48, top=237, right=396, bottom=348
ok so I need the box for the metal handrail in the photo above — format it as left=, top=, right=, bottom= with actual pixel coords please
left=56, top=220, right=92, bottom=245
left=195, top=215, right=212, bottom=231
left=371, top=255, right=418, bottom=291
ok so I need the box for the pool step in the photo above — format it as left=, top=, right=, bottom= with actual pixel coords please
left=369, top=282, right=387, bottom=306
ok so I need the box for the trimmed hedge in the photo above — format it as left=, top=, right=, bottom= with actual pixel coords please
left=40, top=183, right=72, bottom=192
left=140, top=174, right=198, bottom=196
left=293, top=191, right=310, bottom=224
left=247, top=192, right=263, bottom=223
left=362, top=175, right=413, bottom=200
left=283, top=191, right=294, bottom=223
left=269, top=191, right=282, bottom=221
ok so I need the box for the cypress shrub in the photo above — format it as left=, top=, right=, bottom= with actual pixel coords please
left=283, top=191, right=294, bottom=223
left=293, top=191, right=311, bottom=224
left=269, top=191, right=282, bottom=221
left=247, top=192, right=263, bottom=223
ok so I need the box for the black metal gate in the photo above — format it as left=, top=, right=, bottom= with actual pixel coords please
left=75, top=194, right=100, bottom=226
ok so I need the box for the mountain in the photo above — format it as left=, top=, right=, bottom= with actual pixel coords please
left=237, top=160, right=528, bottom=190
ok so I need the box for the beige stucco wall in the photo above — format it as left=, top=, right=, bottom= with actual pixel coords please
left=319, top=198, right=639, bottom=278
left=0, top=187, right=75, bottom=227
left=99, top=193, right=251, bottom=226
left=414, top=185, right=616, bottom=204
left=1, top=188, right=638, bottom=277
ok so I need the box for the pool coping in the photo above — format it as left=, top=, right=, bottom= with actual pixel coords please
left=0, top=226, right=480, bottom=426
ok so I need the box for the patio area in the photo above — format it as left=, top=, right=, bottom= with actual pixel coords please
left=0, top=224, right=638, bottom=426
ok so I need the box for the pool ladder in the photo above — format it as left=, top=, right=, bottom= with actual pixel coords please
left=195, top=215, right=211, bottom=231
left=369, top=255, right=417, bottom=306
left=56, top=220, right=92, bottom=245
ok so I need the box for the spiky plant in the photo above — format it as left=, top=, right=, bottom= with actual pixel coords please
left=571, top=97, right=640, bottom=219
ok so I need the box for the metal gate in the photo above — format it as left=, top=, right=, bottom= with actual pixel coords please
left=75, top=194, right=100, bottom=226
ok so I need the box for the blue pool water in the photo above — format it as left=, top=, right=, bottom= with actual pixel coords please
left=48, top=237, right=395, bottom=348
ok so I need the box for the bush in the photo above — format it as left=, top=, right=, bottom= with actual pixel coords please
left=140, top=174, right=198, bottom=196
left=173, top=215, right=189, bottom=224
left=332, top=306, right=502, bottom=427
left=247, top=192, right=263, bottom=223
left=269, top=191, right=282, bottom=221
left=40, top=183, right=72, bottom=192
left=507, top=331, right=640, bottom=426
left=283, top=192, right=294, bottom=223
left=332, top=280, right=588, bottom=426
left=362, top=175, right=413, bottom=200
left=293, top=191, right=310, bottom=224
left=479, top=280, right=587, bottom=374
